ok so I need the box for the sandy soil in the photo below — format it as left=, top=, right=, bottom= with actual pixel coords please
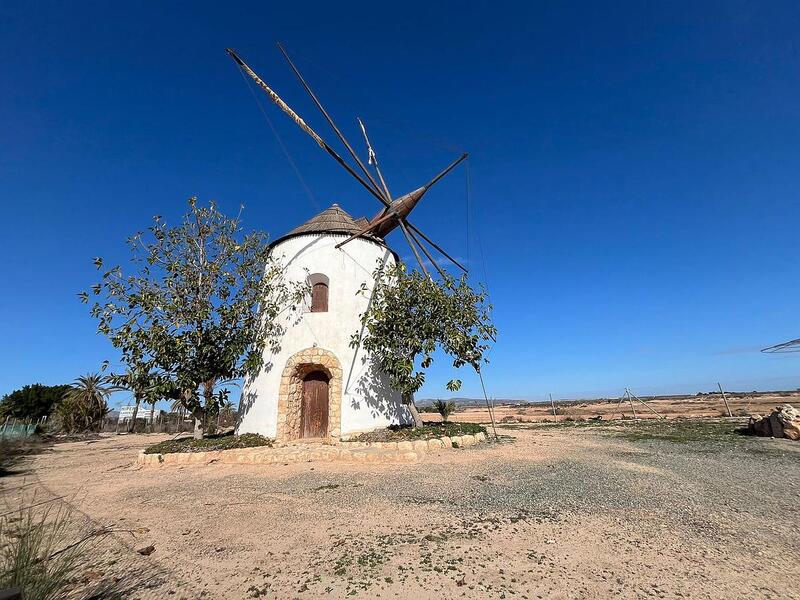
left=3, top=421, right=798, bottom=599
left=426, top=391, right=800, bottom=424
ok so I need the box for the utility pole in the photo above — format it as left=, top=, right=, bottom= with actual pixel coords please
left=718, top=382, right=733, bottom=418
left=626, top=388, right=638, bottom=420
left=549, top=393, right=557, bottom=421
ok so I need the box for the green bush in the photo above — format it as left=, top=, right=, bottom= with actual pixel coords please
left=432, top=399, right=456, bottom=422
left=350, top=422, right=485, bottom=443
left=144, top=432, right=272, bottom=454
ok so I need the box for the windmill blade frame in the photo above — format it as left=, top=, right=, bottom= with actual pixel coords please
left=228, top=46, right=468, bottom=277
left=227, top=49, right=387, bottom=206
left=761, top=338, right=800, bottom=353
left=277, top=43, right=386, bottom=201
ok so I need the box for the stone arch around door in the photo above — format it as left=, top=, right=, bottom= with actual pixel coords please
left=277, top=347, right=342, bottom=442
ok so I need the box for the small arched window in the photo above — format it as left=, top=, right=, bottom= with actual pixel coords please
left=308, top=273, right=329, bottom=313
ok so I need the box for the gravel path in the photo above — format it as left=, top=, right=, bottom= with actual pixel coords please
left=5, top=424, right=798, bottom=599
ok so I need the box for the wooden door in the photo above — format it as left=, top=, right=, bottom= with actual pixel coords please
left=301, top=371, right=329, bottom=438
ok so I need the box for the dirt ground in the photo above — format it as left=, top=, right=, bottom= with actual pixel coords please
left=3, top=418, right=798, bottom=600
left=427, top=391, right=800, bottom=424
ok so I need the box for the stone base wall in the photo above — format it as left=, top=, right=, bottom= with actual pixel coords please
left=136, top=432, right=488, bottom=468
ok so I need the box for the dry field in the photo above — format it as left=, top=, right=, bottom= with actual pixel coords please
left=3, top=419, right=798, bottom=599
left=428, top=390, right=800, bottom=424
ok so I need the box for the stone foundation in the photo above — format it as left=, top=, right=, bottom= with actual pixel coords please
left=136, top=432, right=488, bottom=468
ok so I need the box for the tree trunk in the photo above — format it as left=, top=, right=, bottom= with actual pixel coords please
left=202, top=379, right=216, bottom=436
left=403, top=393, right=424, bottom=428
left=127, top=395, right=141, bottom=433
left=193, top=417, right=204, bottom=439
left=148, top=402, right=155, bottom=433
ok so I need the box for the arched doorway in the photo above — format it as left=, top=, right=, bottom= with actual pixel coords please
left=276, top=347, right=342, bottom=442
left=301, top=370, right=330, bottom=438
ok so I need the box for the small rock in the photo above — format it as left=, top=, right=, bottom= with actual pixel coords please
left=137, top=545, right=156, bottom=556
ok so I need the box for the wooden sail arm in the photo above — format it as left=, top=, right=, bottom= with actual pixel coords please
left=406, top=221, right=468, bottom=273
left=277, top=44, right=386, bottom=202
left=354, top=116, right=438, bottom=278
left=229, top=48, right=467, bottom=277
left=226, top=49, right=389, bottom=208
left=370, top=153, right=469, bottom=239
left=762, top=337, right=800, bottom=353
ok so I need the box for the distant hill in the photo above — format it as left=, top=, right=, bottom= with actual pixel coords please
left=417, top=389, right=800, bottom=408
left=416, top=397, right=532, bottom=407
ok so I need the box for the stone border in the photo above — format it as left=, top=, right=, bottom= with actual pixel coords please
left=136, top=432, right=488, bottom=468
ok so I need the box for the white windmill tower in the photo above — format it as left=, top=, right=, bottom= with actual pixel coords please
left=230, top=46, right=467, bottom=442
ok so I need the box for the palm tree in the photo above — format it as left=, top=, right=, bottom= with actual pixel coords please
left=219, top=399, right=237, bottom=428
left=170, top=397, right=186, bottom=419
left=220, top=399, right=236, bottom=418
left=60, top=374, right=116, bottom=432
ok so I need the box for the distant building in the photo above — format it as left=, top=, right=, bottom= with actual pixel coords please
left=118, top=405, right=164, bottom=423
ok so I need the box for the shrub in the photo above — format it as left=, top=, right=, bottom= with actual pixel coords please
left=144, top=432, right=272, bottom=454
left=349, top=422, right=485, bottom=443
left=432, top=400, right=456, bottom=422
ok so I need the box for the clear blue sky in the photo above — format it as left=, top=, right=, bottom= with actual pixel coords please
left=2, top=1, right=799, bottom=408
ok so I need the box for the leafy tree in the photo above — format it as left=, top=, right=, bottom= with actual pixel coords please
left=83, top=199, right=303, bottom=438
left=58, top=374, right=115, bottom=433
left=433, top=399, right=456, bottom=422
left=0, top=384, right=70, bottom=421
left=354, top=263, right=496, bottom=427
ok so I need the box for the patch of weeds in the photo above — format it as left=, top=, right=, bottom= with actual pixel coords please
left=348, top=422, right=486, bottom=443
left=356, top=550, right=386, bottom=569
left=498, top=420, right=607, bottom=431
left=607, top=419, right=750, bottom=444
left=0, top=499, right=120, bottom=600
left=144, top=432, right=272, bottom=454
left=313, top=483, right=340, bottom=492
left=333, top=555, right=351, bottom=576
left=247, top=583, right=271, bottom=598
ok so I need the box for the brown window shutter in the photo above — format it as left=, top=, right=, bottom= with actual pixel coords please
left=311, top=282, right=328, bottom=312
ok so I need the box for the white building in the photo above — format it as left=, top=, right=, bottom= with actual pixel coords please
left=118, top=405, right=164, bottom=423
left=236, top=204, right=412, bottom=442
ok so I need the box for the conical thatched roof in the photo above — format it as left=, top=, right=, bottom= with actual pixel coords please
left=270, top=203, right=392, bottom=251
left=287, top=204, right=363, bottom=236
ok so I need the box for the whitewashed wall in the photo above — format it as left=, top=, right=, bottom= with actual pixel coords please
left=237, top=232, right=412, bottom=438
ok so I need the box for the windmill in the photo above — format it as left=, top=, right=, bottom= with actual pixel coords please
left=226, top=44, right=468, bottom=279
